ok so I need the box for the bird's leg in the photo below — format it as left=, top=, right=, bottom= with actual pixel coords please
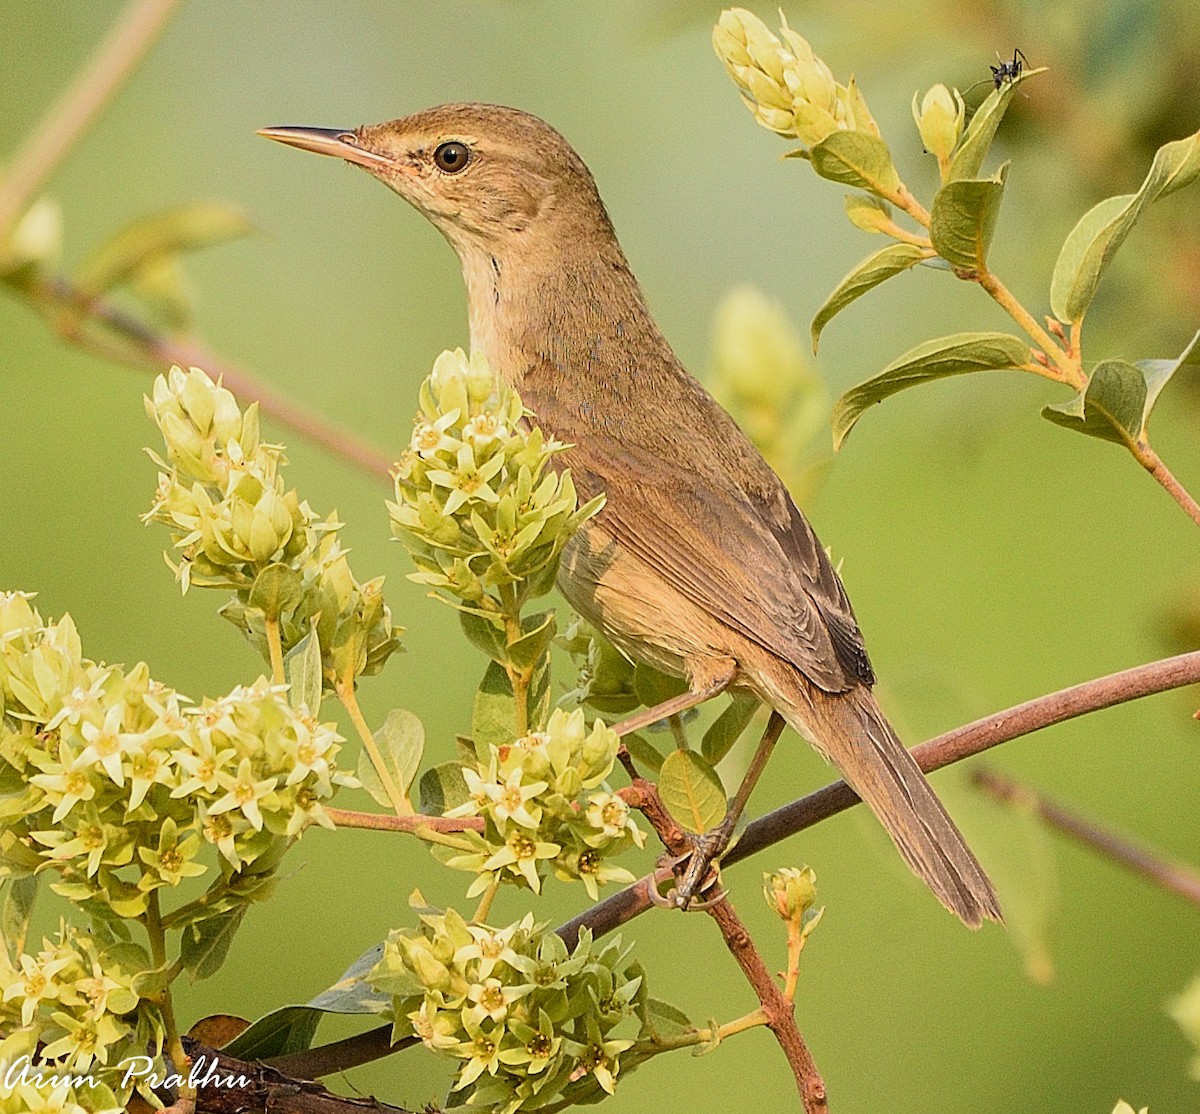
left=610, top=659, right=736, bottom=739
left=672, top=711, right=787, bottom=908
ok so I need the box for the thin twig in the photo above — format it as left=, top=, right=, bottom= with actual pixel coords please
left=708, top=899, right=827, bottom=1113
left=324, top=806, right=482, bottom=834
left=974, top=768, right=1200, bottom=907
left=975, top=271, right=1078, bottom=383
left=624, top=773, right=826, bottom=1112
left=0, top=0, right=180, bottom=236
left=22, top=273, right=396, bottom=481
left=1132, top=441, right=1200, bottom=528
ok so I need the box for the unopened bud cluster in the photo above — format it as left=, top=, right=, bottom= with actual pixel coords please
left=763, top=866, right=824, bottom=945
left=370, top=901, right=644, bottom=1110
left=444, top=709, right=643, bottom=900
left=0, top=592, right=353, bottom=918
left=0, top=922, right=158, bottom=1112
left=144, top=365, right=400, bottom=685
left=388, top=349, right=603, bottom=613
left=713, top=8, right=880, bottom=147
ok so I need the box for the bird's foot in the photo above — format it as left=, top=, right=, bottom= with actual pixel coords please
left=649, top=827, right=733, bottom=911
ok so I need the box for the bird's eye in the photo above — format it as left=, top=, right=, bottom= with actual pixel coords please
left=433, top=141, right=470, bottom=173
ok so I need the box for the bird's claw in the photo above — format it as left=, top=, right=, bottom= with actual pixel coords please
left=648, top=842, right=727, bottom=911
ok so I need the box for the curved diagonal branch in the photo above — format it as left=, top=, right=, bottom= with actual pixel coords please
left=282, top=650, right=1200, bottom=1084
left=562, top=648, right=1200, bottom=944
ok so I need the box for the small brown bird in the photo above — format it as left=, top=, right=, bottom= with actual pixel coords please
left=260, top=105, right=1000, bottom=927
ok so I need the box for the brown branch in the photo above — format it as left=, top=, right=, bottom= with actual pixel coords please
left=623, top=773, right=826, bottom=1112
left=1132, top=441, right=1200, bottom=529
left=707, top=899, right=827, bottom=1113
left=0, top=0, right=180, bottom=236
left=242, top=650, right=1200, bottom=1085
left=178, top=1040, right=412, bottom=1113
left=974, top=768, right=1200, bottom=907
left=564, top=648, right=1200, bottom=943
left=28, top=274, right=396, bottom=481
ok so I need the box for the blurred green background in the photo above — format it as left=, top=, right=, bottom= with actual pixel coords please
left=3, top=1, right=1199, bottom=1111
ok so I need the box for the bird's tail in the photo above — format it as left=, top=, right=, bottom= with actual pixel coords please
left=757, top=668, right=1001, bottom=928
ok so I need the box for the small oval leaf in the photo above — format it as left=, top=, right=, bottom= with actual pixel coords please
left=843, top=193, right=893, bottom=234
left=810, top=131, right=901, bottom=196
left=811, top=242, right=928, bottom=352
left=1050, top=130, right=1200, bottom=324
left=658, top=749, right=727, bottom=835
left=929, top=165, right=1008, bottom=273
left=473, top=660, right=516, bottom=749
left=247, top=563, right=304, bottom=620
left=1041, top=359, right=1148, bottom=445
left=832, top=332, right=1032, bottom=449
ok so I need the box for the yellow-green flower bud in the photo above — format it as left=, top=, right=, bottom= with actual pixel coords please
left=912, top=84, right=965, bottom=163
left=3, top=197, right=63, bottom=273
left=764, top=865, right=817, bottom=921
left=714, top=9, right=862, bottom=147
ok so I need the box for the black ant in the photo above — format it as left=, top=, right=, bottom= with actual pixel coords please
left=963, top=48, right=1030, bottom=99
left=990, top=47, right=1028, bottom=89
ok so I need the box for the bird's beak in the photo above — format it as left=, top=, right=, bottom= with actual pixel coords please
left=257, top=125, right=394, bottom=170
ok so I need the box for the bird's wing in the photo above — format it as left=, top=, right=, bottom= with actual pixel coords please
left=522, top=383, right=874, bottom=693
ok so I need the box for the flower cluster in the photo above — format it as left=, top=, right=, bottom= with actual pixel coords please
left=0, top=921, right=159, bottom=1113
left=442, top=709, right=643, bottom=900
left=712, top=8, right=880, bottom=147
left=369, top=901, right=645, bottom=1111
left=144, top=364, right=401, bottom=686
left=388, top=348, right=603, bottom=615
left=0, top=592, right=353, bottom=919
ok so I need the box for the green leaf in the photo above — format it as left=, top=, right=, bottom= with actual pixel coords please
left=948, top=67, right=1046, bottom=182
left=180, top=905, right=247, bottom=981
left=832, top=332, right=1032, bottom=449
left=418, top=761, right=471, bottom=816
left=811, top=243, right=928, bottom=352
left=74, top=202, right=255, bottom=296
left=507, top=610, right=556, bottom=671
left=223, top=944, right=389, bottom=1060
left=284, top=626, right=322, bottom=714
left=377, top=708, right=425, bottom=795
left=459, top=609, right=507, bottom=664
left=1137, top=329, right=1200, bottom=433
left=221, top=1006, right=322, bottom=1060
left=247, top=563, right=304, bottom=620
left=810, top=131, right=901, bottom=196
left=131, top=960, right=177, bottom=998
left=638, top=997, right=696, bottom=1041
left=657, top=750, right=727, bottom=835
left=1039, top=352, right=1194, bottom=446
left=929, top=165, right=1008, bottom=273
left=624, top=733, right=665, bottom=774
left=843, top=193, right=893, bottom=234
left=1051, top=130, right=1200, bottom=324
left=632, top=663, right=688, bottom=714
left=701, top=696, right=760, bottom=765
left=1, top=876, right=37, bottom=962
left=355, top=709, right=424, bottom=806
left=473, top=660, right=516, bottom=748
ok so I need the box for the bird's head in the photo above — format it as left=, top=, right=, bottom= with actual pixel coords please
left=259, top=103, right=609, bottom=259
